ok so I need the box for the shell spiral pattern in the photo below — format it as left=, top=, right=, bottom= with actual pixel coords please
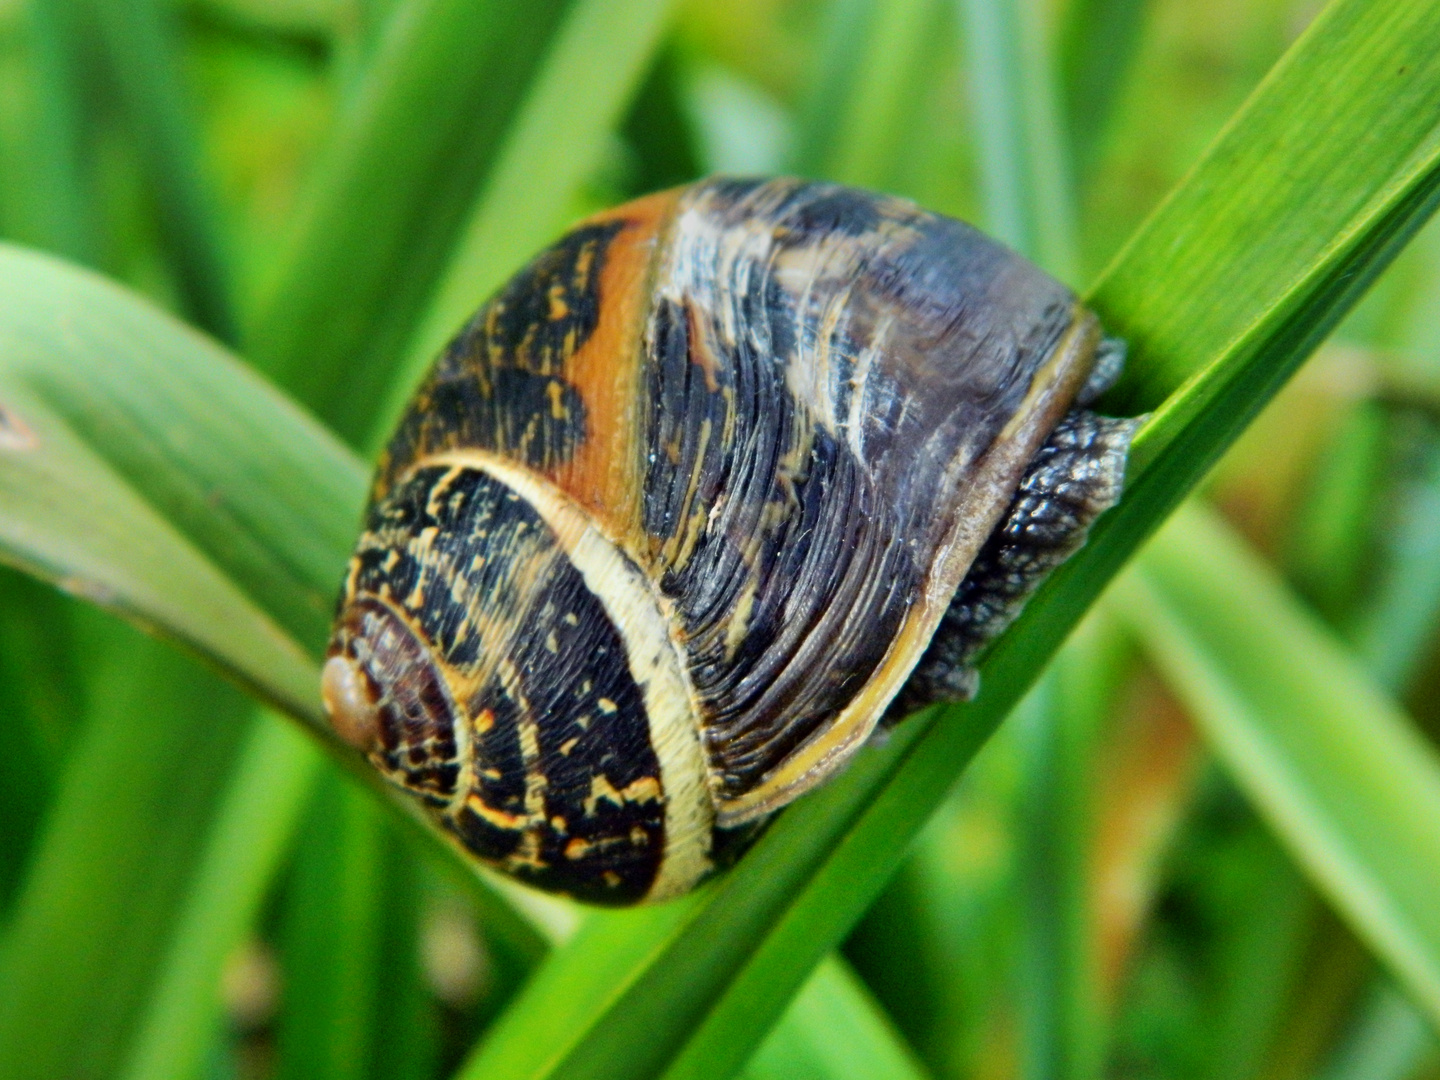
left=323, top=178, right=1122, bottom=904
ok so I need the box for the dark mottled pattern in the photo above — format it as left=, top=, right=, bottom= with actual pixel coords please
left=376, top=221, right=624, bottom=492
left=644, top=295, right=914, bottom=795
left=332, top=599, right=462, bottom=805
left=896, top=409, right=1139, bottom=711
left=343, top=466, right=666, bottom=903
left=643, top=178, right=1080, bottom=798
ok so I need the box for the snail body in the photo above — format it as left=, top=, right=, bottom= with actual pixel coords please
left=324, top=178, right=1136, bottom=904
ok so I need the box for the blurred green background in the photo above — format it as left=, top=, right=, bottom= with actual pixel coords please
left=3, top=1, right=1440, bottom=1079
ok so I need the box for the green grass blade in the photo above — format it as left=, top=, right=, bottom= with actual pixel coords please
left=18, top=0, right=101, bottom=263
left=1287, top=400, right=1390, bottom=624
left=1350, top=433, right=1440, bottom=691
left=92, top=0, right=237, bottom=342
left=1094, top=1, right=1440, bottom=415
left=116, top=713, right=320, bottom=1080
left=619, top=46, right=705, bottom=194
left=959, top=0, right=1077, bottom=276
left=818, top=0, right=936, bottom=191
left=276, top=771, right=387, bottom=1080
left=0, top=242, right=557, bottom=1076
left=248, top=0, right=575, bottom=445
left=0, top=243, right=363, bottom=711
left=1055, top=0, right=1154, bottom=184
left=370, top=835, right=444, bottom=1080
left=788, top=0, right=875, bottom=177
left=1117, top=500, right=1440, bottom=1023
left=193, top=0, right=342, bottom=39
left=380, top=0, right=675, bottom=440
left=1015, top=622, right=1122, bottom=1080
left=1313, top=980, right=1437, bottom=1080
left=0, top=569, right=82, bottom=915
left=2, top=2, right=1438, bottom=1075
left=786, top=0, right=939, bottom=191
left=959, top=5, right=1101, bottom=1073
left=449, top=3, right=1440, bottom=1077
left=0, top=240, right=577, bottom=954
left=0, top=634, right=253, bottom=1080
left=739, top=955, right=932, bottom=1080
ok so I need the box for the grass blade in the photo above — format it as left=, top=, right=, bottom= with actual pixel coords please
left=248, top=0, right=575, bottom=444
left=1095, top=1, right=1440, bottom=415
left=1055, top=0, right=1154, bottom=184
left=0, top=243, right=363, bottom=711
left=740, top=955, right=932, bottom=1080
left=2, top=3, right=1439, bottom=1076
left=1015, top=621, right=1123, bottom=1080
left=116, top=713, right=320, bottom=1080
left=1117, top=500, right=1440, bottom=1022
left=1351, top=432, right=1440, bottom=691
left=820, top=0, right=937, bottom=191
left=92, top=0, right=237, bottom=341
left=789, top=0, right=876, bottom=177
left=0, top=568, right=82, bottom=915
left=1313, top=980, right=1437, bottom=1080
left=276, top=771, right=388, bottom=1080
left=18, top=0, right=101, bottom=263
left=0, top=240, right=561, bottom=1080
left=959, top=0, right=1077, bottom=276
left=0, top=635, right=253, bottom=1080
left=787, top=0, right=939, bottom=191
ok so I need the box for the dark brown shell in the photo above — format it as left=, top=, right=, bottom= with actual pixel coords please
left=326, top=178, right=1103, bottom=902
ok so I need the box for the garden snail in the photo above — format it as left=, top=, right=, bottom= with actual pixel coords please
left=322, top=178, right=1137, bottom=904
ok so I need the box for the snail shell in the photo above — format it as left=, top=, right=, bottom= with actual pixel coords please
left=323, top=178, right=1132, bottom=904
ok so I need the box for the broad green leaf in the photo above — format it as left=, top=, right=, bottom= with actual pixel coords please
left=93, top=0, right=236, bottom=342
left=383, top=0, right=677, bottom=438
left=0, top=633, right=253, bottom=1080
left=0, top=242, right=363, bottom=716
left=1116, top=500, right=1440, bottom=1023
left=248, top=0, right=575, bottom=444
left=740, top=955, right=931, bottom=1080
left=455, top=3, right=1440, bottom=1078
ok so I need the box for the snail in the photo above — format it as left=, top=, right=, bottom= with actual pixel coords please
left=322, top=178, right=1138, bottom=904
